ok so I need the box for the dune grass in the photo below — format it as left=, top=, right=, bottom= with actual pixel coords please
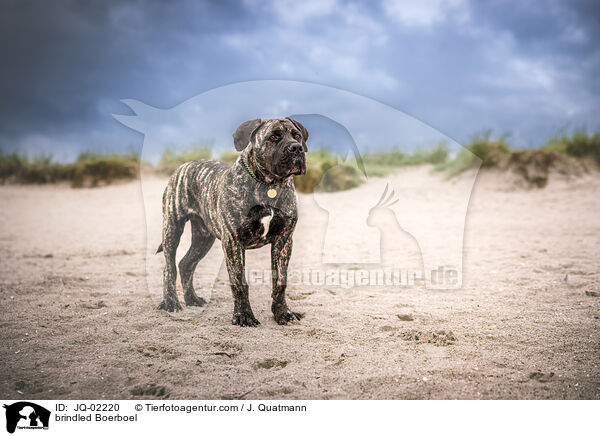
left=2, top=130, right=598, bottom=189
left=543, top=130, right=600, bottom=164
left=434, top=131, right=511, bottom=176
left=70, top=151, right=139, bottom=187
left=361, top=143, right=449, bottom=177
left=291, top=149, right=362, bottom=193
left=0, top=152, right=64, bottom=184
left=156, top=147, right=212, bottom=175
left=291, top=145, right=451, bottom=193
left=0, top=142, right=451, bottom=191
left=0, top=150, right=139, bottom=187
left=435, top=130, right=600, bottom=178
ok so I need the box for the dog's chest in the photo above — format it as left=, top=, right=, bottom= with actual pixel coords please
left=238, top=205, right=290, bottom=248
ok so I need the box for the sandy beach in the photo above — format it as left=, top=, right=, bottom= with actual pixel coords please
left=1, top=166, right=599, bottom=399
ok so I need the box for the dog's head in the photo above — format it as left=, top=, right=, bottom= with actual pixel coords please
left=233, top=117, right=308, bottom=179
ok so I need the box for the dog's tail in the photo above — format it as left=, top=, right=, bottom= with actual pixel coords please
left=156, top=243, right=163, bottom=254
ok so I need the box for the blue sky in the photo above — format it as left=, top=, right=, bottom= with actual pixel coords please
left=1, top=0, right=599, bottom=160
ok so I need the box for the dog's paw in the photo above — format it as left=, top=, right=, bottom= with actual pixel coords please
left=157, top=298, right=183, bottom=312
left=184, top=293, right=207, bottom=307
left=232, top=311, right=260, bottom=327
left=273, top=305, right=303, bottom=325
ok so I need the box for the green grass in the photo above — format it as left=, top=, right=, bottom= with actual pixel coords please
left=293, top=149, right=362, bottom=193
left=435, top=131, right=511, bottom=176
left=70, top=151, right=139, bottom=187
left=0, top=150, right=139, bottom=187
left=156, top=147, right=212, bottom=175
left=0, top=144, right=450, bottom=191
left=2, top=130, right=597, bottom=189
left=543, top=130, right=600, bottom=164
left=292, top=145, right=450, bottom=193
left=0, top=151, right=69, bottom=184
left=361, top=143, right=449, bottom=177
left=435, top=130, right=600, bottom=180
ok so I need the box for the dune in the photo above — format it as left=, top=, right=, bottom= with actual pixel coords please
left=0, top=165, right=598, bottom=399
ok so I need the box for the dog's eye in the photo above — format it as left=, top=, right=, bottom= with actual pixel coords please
left=293, top=133, right=301, bottom=140
left=269, top=135, right=279, bottom=141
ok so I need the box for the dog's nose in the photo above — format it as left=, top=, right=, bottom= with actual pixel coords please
left=288, top=143, right=304, bottom=155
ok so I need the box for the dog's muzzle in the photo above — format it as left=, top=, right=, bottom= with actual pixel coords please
left=288, top=142, right=306, bottom=175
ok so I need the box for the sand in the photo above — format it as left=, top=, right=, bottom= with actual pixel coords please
left=1, top=166, right=599, bottom=399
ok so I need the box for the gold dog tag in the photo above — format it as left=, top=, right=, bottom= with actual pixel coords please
left=267, top=189, right=277, bottom=198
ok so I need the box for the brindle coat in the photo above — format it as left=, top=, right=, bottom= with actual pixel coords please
left=156, top=118, right=308, bottom=326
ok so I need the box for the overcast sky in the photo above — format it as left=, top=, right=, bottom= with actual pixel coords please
left=1, top=0, right=599, bottom=159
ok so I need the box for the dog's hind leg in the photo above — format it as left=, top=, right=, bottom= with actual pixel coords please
left=157, top=217, right=185, bottom=312
left=180, top=216, right=215, bottom=307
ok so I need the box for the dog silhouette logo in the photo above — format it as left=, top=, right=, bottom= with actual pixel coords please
left=114, top=80, right=480, bottom=297
left=3, top=402, right=50, bottom=433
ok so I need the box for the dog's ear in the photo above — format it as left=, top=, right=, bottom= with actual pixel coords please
left=233, top=119, right=263, bottom=151
left=286, top=117, right=309, bottom=151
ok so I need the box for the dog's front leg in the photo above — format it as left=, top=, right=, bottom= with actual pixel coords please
left=271, top=233, right=303, bottom=325
left=222, top=236, right=259, bottom=326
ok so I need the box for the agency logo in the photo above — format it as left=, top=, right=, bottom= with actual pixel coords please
left=3, top=402, right=50, bottom=434
left=114, top=80, right=480, bottom=317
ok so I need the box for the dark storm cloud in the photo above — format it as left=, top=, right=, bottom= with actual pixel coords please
left=0, top=0, right=599, bottom=157
left=0, top=0, right=252, bottom=136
